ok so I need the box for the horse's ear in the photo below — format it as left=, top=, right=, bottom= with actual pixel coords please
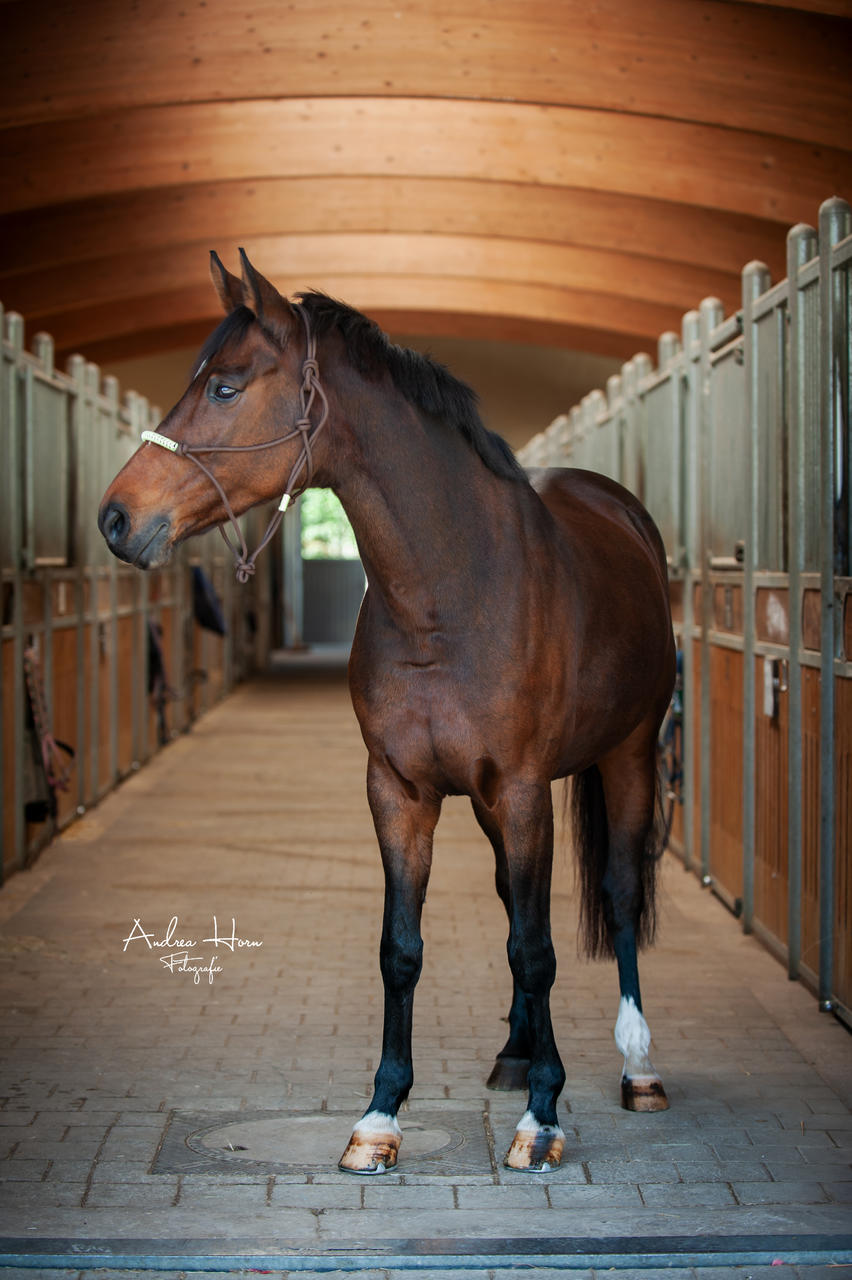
left=238, top=248, right=294, bottom=345
left=210, top=251, right=244, bottom=313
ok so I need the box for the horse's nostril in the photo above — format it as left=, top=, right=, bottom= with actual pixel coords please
left=100, top=501, right=128, bottom=547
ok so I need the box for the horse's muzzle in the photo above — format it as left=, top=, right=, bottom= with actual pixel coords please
left=98, top=499, right=172, bottom=569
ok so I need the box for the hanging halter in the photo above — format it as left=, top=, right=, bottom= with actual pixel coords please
left=141, top=303, right=329, bottom=583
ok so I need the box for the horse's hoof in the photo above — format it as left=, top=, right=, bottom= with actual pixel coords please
left=503, top=1112, right=565, bottom=1172
left=621, top=1074, right=669, bottom=1112
left=338, top=1112, right=402, bottom=1175
left=486, top=1055, right=530, bottom=1091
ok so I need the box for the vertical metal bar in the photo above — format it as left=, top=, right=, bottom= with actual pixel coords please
left=8, top=314, right=28, bottom=870
left=139, top=569, right=150, bottom=764
left=85, top=362, right=101, bottom=802
left=21, top=363, right=35, bottom=576
left=43, top=571, right=55, bottom=834
left=130, top=563, right=141, bottom=766
left=619, top=360, right=634, bottom=489
left=127, top=396, right=144, bottom=763
left=0, top=305, right=24, bottom=875
left=103, top=377, right=120, bottom=786
left=605, top=376, right=622, bottom=483
left=129, top=393, right=154, bottom=754
left=786, top=221, right=818, bottom=981
left=681, top=309, right=701, bottom=873
left=67, top=354, right=88, bottom=814
left=634, top=353, right=652, bottom=506
left=698, top=297, right=725, bottom=886
left=741, top=261, right=772, bottom=935
left=0, top=303, right=6, bottom=877
left=38, top=344, right=56, bottom=836
left=817, top=196, right=851, bottom=1010
left=657, top=330, right=682, bottom=572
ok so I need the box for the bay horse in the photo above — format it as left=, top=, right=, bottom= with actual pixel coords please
left=99, top=251, right=675, bottom=1175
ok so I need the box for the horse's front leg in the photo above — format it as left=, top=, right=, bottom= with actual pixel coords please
left=495, top=782, right=567, bottom=1172
left=338, top=756, right=440, bottom=1175
left=473, top=801, right=532, bottom=1091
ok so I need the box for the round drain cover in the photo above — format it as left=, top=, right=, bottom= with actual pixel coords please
left=193, top=1113, right=460, bottom=1166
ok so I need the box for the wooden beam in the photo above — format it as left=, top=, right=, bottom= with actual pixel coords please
left=63, top=312, right=648, bottom=368
left=3, top=0, right=849, bottom=148
left=31, top=275, right=684, bottom=358
left=3, top=98, right=849, bottom=222
left=0, top=233, right=742, bottom=321
left=0, top=180, right=791, bottom=280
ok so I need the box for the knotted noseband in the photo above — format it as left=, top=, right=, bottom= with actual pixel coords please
left=141, top=303, right=329, bottom=583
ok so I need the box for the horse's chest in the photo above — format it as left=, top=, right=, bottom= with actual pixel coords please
left=359, top=662, right=514, bottom=790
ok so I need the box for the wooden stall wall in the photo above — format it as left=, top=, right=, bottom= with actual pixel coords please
left=520, top=197, right=852, bottom=1024
left=1, top=307, right=259, bottom=879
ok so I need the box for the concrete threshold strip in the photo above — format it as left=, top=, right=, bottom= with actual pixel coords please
left=1, top=1234, right=851, bottom=1272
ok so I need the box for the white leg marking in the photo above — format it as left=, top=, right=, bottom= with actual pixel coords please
left=514, top=1108, right=565, bottom=1140
left=506, top=1108, right=566, bottom=1171
left=614, top=995, right=656, bottom=1078
left=339, top=1109, right=403, bottom=1175
left=352, top=1110, right=402, bottom=1138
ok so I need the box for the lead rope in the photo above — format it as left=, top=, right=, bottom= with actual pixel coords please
left=141, top=304, right=329, bottom=583
left=23, top=645, right=75, bottom=795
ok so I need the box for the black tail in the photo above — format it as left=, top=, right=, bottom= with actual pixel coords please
left=569, top=763, right=664, bottom=960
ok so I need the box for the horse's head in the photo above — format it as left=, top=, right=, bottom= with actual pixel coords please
left=98, top=251, right=328, bottom=573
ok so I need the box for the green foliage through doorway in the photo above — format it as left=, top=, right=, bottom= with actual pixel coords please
left=300, top=488, right=360, bottom=560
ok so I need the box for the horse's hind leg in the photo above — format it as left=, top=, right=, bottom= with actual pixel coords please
left=473, top=801, right=531, bottom=1092
left=338, top=756, right=440, bottom=1174
left=596, top=733, right=669, bottom=1112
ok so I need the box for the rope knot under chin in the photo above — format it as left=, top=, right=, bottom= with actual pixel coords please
left=235, top=560, right=256, bottom=584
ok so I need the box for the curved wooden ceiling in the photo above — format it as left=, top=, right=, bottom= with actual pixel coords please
left=1, top=0, right=850, bottom=364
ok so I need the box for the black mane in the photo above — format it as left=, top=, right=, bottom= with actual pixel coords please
left=295, top=291, right=526, bottom=484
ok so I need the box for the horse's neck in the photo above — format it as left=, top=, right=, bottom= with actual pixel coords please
left=332, top=399, right=516, bottom=635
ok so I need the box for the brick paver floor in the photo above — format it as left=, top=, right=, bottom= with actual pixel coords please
left=1, top=663, right=850, bottom=1276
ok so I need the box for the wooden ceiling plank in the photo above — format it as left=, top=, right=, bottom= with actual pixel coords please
left=30, top=275, right=684, bottom=355
left=0, top=179, right=789, bottom=280
left=0, top=232, right=742, bottom=321
left=63, top=313, right=647, bottom=367
left=3, top=98, right=849, bottom=223
left=3, top=0, right=849, bottom=148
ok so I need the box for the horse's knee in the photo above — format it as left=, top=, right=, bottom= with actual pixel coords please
left=507, top=934, right=556, bottom=994
left=528, top=1054, right=566, bottom=1099
left=380, top=927, right=423, bottom=994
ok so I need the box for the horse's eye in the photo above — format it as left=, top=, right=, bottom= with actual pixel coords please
left=209, top=381, right=240, bottom=403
